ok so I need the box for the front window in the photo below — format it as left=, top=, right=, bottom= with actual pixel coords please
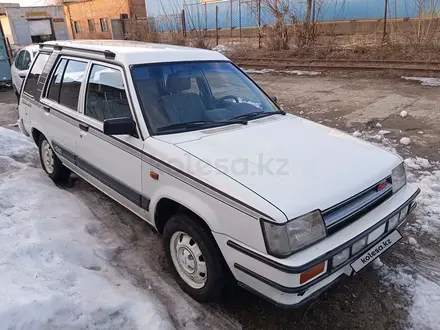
left=131, top=61, right=281, bottom=135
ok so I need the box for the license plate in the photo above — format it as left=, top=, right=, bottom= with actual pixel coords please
left=350, top=230, right=402, bottom=272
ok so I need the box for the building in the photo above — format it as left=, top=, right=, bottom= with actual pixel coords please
left=63, top=0, right=147, bottom=40
left=0, top=3, right=69, bottom=46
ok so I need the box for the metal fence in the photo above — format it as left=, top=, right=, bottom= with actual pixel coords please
left=150, top=0, right=424, bottom=32
left=137, top=0, right=437, bottom=47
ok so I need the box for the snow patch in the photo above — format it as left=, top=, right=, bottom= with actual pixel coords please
left=372, top=257, right=384, bottom=269
left=400, top=137, right=411, bottom=145
left=405, top=158, right=440, bottom=233
left=408, top=237, right=418, bottom=246
left=375, top=123, right=383, bottom=128
left=400, top=110, right=408, bottom=118
left=0, top=127, right=173, bottom=329
left=243, top=68, right=321, bottom=76
left=402, top=76, right=440, bottom=87
left=378, top=130, right=391, bottom=135
left=405, top=157, right=432, bottom=170
left=212, top=44, right=232, bottom=55
left=352, top=130, right=362, bottom=137
left=380, top=266, right=440, bottom=330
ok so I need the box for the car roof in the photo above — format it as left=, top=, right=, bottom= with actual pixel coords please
left=41, top=40, right=229, bottom=65
left=21, top=44, right=40, bottom=52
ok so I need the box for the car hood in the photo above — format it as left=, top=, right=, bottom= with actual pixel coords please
left=175, top=115, right=402, bottom=221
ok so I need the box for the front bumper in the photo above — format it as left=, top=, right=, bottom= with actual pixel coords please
left=215, top=184, right=420, bottom=307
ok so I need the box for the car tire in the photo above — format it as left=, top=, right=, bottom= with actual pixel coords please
left=163, top=213, right=228, bottom=302
left=38, top=135, right=70, bottom=183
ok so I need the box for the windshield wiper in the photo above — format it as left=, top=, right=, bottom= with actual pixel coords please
left=156, top=119, right=247, bottom=132
left=228, top=110, right=286, bottom=122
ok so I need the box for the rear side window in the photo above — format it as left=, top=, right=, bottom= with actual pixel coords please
left=47, top=59, right=68, bottom=102
left=85, top=64, right=132, bottom=121
left=23, top=53, right=50, bottom=97
left=46, top=59, right=88, bottom=111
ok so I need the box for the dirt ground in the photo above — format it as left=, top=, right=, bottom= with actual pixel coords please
left=0, top=71, right=439, bottom=330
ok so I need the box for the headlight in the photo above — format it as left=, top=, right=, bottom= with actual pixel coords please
left=261, top=210, right=326, bottom=257
left=392, top=163, right=407, bottom=193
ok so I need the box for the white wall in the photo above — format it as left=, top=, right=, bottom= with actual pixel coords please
left=4, top=5, right=69, bottom=45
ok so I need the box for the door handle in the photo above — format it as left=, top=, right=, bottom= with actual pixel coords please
left=43, top=106, right=50, bottom=113
left=79, top=123, right=89, bottom=132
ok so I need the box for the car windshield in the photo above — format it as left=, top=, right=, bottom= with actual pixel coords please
left=131, top=61, right=280, bottom=134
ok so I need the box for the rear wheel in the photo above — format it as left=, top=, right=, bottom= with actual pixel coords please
left=163, top=213, right=228, bottom=302
left=38, top=135, right=70, bottom=183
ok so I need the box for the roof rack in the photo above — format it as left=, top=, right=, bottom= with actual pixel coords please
left=39, top=43, right=116, bottom=60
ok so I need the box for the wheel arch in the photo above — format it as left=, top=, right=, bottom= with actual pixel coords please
left=151, top=189, right=219, bottom=235
left=31, top=127, right=43, bottom=146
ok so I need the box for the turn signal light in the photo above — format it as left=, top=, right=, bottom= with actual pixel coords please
left=300, top=262, right=325, bottom=284
left=150, top=171, right=159, bottom=180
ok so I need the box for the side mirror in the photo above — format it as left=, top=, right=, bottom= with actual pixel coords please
left=18, top=70, right=28, bottom=79
left=271, top=96, right=278, bottom=103
left=103, top=117, right=136, bottom=136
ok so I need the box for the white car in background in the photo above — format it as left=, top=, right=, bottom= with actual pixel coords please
left=11, top=44, right=39, bottom=101
left=18, top=41, right=420, bottom=308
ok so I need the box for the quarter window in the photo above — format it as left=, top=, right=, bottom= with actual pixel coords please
left=85, top=64, right=132, bottom=121
left=23, top=53, right=50, bottom=97
left=100, top=18, right=108, bottom=32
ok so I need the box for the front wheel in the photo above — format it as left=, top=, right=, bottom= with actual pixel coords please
left=38, top=135, right=70, bottom=183
left=163, top=213, right=228, bottom=302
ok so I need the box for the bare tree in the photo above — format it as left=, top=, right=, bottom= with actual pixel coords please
left=414, top=0, right=440, bottom=44
left=305, top=0, right=312, bottom=24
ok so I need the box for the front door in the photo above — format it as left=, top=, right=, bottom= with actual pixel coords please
left=76, top=61, right=145, bottom=217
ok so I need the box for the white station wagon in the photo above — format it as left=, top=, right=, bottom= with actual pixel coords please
left=18, top=40, right=420, bottom=307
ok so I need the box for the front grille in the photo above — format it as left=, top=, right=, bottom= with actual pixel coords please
left=323, top=176, right=393, bottom=235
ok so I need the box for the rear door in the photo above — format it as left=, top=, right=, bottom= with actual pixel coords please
left=20, top=52, right=51, bottom=128
left=76, top=61, right=146, bottom=217
left=38, top=57, right=88, bottom=165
